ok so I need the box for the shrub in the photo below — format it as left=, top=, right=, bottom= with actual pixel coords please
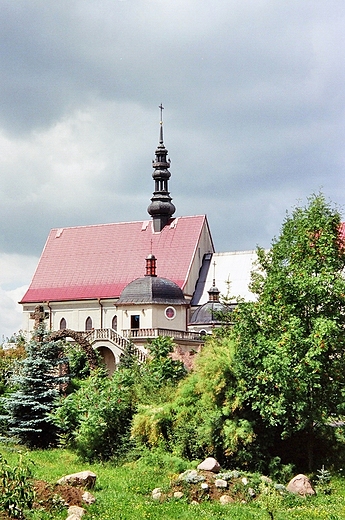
left=0, top=452, right=35, bottom=519
left=52, top=368, right=135, bottom=461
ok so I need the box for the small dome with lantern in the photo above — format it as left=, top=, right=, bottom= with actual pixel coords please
left=117, top=255, right=186, bottom=305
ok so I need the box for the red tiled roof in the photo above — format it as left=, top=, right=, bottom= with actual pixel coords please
left=21, top=216, right=212, bottom=303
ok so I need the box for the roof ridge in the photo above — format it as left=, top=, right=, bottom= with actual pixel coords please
left=49, top=214, right=207, bottom=232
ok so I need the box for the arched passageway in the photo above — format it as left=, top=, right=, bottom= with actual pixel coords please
left=95, top=346, right=117, bottom=375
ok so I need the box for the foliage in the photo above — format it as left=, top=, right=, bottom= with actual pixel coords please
left=63, top=343, right=91, bottom=381
left=142, top=336, right=187, bottom=388
left=128, top=336, right=188, bottom=406
left=0, top=326, right=69, bottom=448
left=256, top=481, right=283, bottom=520
left=316, top=465, right=332, bottom=495
left=53, top=337, right=186, bottom=462
left=131, top=334, right=260, bottom=468
left=0, top=452, right=35, bottom=519
left=52, top=367, right=135, bottom=461
left=0, top=333, right=26, bottom=394
left=169, top=334, right=258, bottom=466
left=232, top=193, right=345, bottom=470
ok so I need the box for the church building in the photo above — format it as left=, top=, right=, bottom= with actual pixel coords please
left=23, top=109, right=344, bottom=372
left=20, top=110, right=221, bottom=371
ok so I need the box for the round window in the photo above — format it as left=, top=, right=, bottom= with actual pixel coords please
left=165, top=306, right=176, bottom=320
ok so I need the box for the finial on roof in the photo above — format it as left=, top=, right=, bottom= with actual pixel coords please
left=147, top=105, right=176, bottom=232
left=208, top=261, right=220, bottom=302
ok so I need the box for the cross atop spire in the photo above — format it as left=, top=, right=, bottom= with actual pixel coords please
left=159, top=103, right=164, bottom=144
left=159, top=103, right=164, bottom=123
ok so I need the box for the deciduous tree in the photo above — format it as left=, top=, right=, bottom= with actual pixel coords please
left=233, top=194, right=345, bottom=469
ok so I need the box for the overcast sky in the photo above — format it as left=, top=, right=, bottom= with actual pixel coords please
left=0, top=0, right=344, bottom=339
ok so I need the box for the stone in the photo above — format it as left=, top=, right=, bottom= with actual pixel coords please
left=287, top=474, right=316, bottom=496
left=197, top=457, right=220, bottom=473
left=58, top=471, right=97, bottom=489
left=152, top=488, right=162, bottom=500
left=215, top=479, right=228, bottom=488
left=241, top=477, right=248, bottom=485
left=201, top=482, right=209, bottom=490
left=248, top=487, right=256, bottom=497
left=67, top=506, right=86, bottom=518
left=82, top=491, right=96, bottom=504
left=173, top=491, right=184, bottom=499
left=219, top=495, right=233, bottom=504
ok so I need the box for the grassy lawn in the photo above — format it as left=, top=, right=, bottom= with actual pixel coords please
left=1, top=445, right=345, bottom=519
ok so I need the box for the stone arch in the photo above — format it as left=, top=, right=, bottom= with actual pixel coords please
left=48, top=329, right=98, bottom=370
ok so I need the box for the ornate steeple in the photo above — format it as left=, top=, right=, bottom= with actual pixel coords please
left=147, top=104, right=176, bottom=232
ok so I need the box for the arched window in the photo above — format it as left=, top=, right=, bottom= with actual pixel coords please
left=85, top=316, right=93, bottom=331
left=59, top=318, right=67, bottom=330
left=112, top=315, right=117, bottom=331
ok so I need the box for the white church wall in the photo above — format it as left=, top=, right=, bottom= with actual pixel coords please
left=151, top=305, right=187, bottom=331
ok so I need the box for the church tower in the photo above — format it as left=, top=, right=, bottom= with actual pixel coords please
left=147, top=104, right=176, bottom=232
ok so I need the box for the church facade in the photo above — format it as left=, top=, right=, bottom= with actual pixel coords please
left=20, top=113, right=218, bottom=371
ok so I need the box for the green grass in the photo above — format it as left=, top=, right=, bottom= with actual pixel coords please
left=1, top=445, right=345, bottom=519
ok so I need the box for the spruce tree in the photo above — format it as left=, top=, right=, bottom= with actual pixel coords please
left=1, top=324, right=69, bottom=448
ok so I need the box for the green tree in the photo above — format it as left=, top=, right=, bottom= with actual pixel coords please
left=1, top=325, right=69, bottom=448
left=233, top=194, right=345, bottom=469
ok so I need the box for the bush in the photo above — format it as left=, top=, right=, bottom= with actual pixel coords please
left=52, top=368, right=135, bottom=461
left=0, top=452, right=35, bottom=519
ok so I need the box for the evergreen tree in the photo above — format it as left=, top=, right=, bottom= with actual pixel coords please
left=233, top=194, right=345, bottom=469
left=1, top=325, right=69, bottom=448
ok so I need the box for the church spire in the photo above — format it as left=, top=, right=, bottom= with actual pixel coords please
left=147, top=104, right=176, bottom=232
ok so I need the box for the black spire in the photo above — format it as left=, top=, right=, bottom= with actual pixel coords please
left=147, top=104, right=176, bottom=232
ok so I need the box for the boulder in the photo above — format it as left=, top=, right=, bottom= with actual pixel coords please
left=248, top=487, right=256, bottom=498
left=67, top=505, right=86, bottom=519
left=152, top=488, right=162, bottom=500
left=197, top=457, right=220, bottom=473
left=287, top=474, right=315, bottom=496
left=173, top=491, right=184, bottom=499
left=58, top=470, right=97, bottom=489
left=215, top=479, right=228, bottom=488
left=82, top=491, right=96, bottom=504
left=219, top=495, right=233, bottom=505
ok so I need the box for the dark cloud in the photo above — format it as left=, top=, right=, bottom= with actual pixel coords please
left=0, top=0, right=344, bottom=335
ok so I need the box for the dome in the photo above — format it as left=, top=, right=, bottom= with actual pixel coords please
left=189, top=301, right=225, bottom=325
left=117, top=276, right=187, bottom=305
